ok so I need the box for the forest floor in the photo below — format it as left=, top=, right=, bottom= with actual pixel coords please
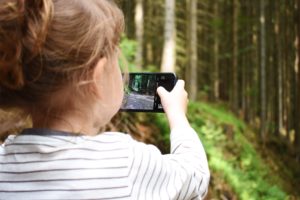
left=1, top=103, right=300, bottom=200
left=132, top=102, right=300, bottom=200
left=184, top=102, right=300, bottom=200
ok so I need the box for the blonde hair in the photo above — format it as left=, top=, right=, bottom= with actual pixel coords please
left=0, top=0, right=124, bottom=115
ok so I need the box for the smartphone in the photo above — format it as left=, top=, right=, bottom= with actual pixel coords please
left=120, top=72, right=177, bottom=112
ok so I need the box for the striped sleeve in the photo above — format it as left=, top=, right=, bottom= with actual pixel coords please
left=129, top=126, right=210, bottom=200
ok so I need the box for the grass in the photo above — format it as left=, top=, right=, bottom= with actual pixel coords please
left=155, top=101, right=291, bottom=200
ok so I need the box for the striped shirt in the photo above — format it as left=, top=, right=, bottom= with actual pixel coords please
left=0, top=127, right=210, bottom=200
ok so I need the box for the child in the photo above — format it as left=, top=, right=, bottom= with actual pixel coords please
left=0, top=0, right=210, bottom=199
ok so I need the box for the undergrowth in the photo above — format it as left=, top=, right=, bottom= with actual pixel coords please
left=155, top=101, right=291, bottom=200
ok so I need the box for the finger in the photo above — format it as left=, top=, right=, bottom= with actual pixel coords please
left=173, top=80, right=185, bottom=91
left=157, top=86, right=168, bottom=97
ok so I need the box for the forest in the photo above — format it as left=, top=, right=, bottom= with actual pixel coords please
left=115, top=0, right=300, bottom=199
left=0, top=0, right=299, bottom=199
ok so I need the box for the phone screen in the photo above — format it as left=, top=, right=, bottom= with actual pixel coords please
left=120, top=73, right=177, bottom=112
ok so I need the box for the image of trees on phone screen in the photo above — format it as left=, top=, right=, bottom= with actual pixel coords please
left=120, top=73, right=176, bottom=112
left=121, top=74, right=158, bottom=111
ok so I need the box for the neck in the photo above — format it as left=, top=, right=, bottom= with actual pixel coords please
left=31, top=111, right=100, bottom=136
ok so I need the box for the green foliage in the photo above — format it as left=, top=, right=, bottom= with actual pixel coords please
left=153, top=113, right=170, bottom=144
left=190, top=102, right=288, bottom=200
left=145, top=64, right=159, bottom=72
left=155, top=101, right=289, bottom=200
left=119, top=35, right=160, bottom=72
left=210, top=18, right=224, bottom=29
left=119, top=35, right=139, bottom=72
left=194, top=102, right=246, bottom=132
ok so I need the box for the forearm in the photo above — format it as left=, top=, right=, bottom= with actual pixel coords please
left=157, top=79, right=210, bottom=198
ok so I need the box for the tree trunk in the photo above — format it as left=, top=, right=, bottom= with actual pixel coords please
left=185, top=0, right=190, bottom=94
left=161, top=0, right=176, bottom=72
left=260, top=0, right=267, bottom=142
left=124, top=1, right=135, bottom=37
left=212, top=1, right=220, bottom=101
left=241, top=1, right=247, bottom=120
left=282, top=3, right=289, bottom=140
left=275, top=2, right=283, bottom=137
left=134, top=0, right=144, bottom=70
left=295, top=0, right=300, bottom=158
left=243, top=0, right=251, bottom=122
left=189, top=0, right=198, bottom=101
left=249, top=1, right=259, bottom=126
left=232, top=0, right=239, bottom=113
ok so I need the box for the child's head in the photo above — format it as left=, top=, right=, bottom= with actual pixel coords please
left=0, top=0, right=124, bottom=129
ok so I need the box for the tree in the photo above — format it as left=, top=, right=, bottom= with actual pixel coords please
left=295, top=0, right=300, bottom=158
left=160, top=0, right=176, bottom=72
left=188, top=0, right=198, bottom=101
left=134, top=0, right=144, bottom=70
left=212, top=1, right=220, bottom=101
left=232, top=0, right=239, bottom=112
left=274, top=0, right=284, bottom=136
left=260, top=0, right=267, bottom=142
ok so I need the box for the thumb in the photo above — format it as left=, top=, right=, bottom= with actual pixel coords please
left=157, top=86, right=168, bottom=97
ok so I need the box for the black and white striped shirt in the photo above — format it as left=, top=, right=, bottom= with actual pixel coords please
left=0, top=127, right=210, bottom=200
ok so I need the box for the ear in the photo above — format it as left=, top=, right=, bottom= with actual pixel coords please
left=90, top=57, right=107, bottom=97
left=93, top=57, right=107, bottom=81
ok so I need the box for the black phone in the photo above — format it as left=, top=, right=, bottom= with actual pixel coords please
left=120, top=72, right=177, bottom=112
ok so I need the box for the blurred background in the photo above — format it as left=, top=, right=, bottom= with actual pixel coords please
left=1, top=0, right=300, bottom=199
left=116, top=0, right=300, bottom=199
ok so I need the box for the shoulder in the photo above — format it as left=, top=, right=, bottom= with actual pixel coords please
left=90, top=132, right=162, bottom=156
left=77, top=132, right=134, bottom=147
left=78, top=132, right=146, bottom=153
left=82, top=132, right=165, bottom=164
left=92, top=131, right=135, bottom=143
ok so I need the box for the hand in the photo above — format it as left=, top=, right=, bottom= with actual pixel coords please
left=157, top=80, right=190, bottom=130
